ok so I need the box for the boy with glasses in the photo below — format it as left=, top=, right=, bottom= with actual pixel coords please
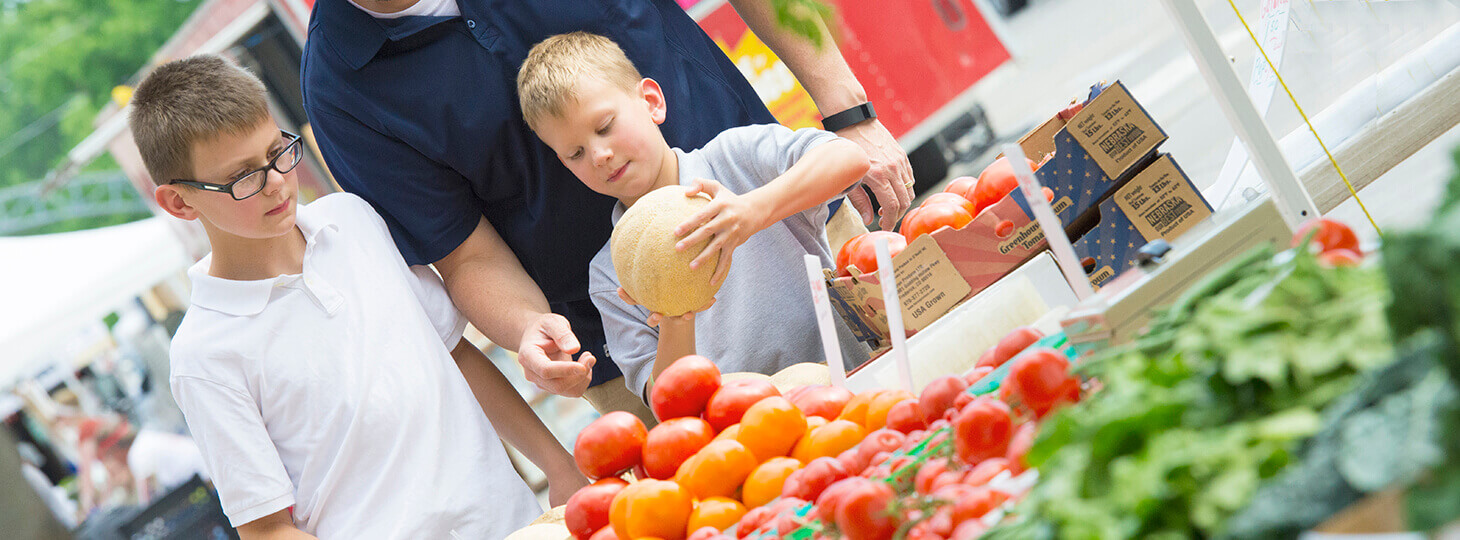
left=137, top=54, right=579, bottom=539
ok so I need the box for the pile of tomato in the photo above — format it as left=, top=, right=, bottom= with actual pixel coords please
left=835, top=156, right=1054, bottom=277
left=564, top=326, right=1084, bottom=540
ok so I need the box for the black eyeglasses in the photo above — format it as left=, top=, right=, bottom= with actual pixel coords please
left=168, top=130, right=304, bottom=201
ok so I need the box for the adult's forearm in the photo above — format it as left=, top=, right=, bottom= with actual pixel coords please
left=434, top=218, right=551, bottom=352
left=450, top=341, right=579, bottom=479
left=729, top=0, right=866, bottom=113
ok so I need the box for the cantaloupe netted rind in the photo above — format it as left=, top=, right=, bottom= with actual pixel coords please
left=610, top=186, right=722, bottom=317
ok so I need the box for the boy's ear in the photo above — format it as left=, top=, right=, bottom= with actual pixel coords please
left=153, top=185, right=201, bottom=221
left=639, top=78, right=667, bottom=125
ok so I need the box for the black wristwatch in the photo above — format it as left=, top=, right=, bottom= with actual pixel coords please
left=821, top=102, right=877, bottom=132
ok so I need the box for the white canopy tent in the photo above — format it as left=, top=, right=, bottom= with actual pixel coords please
left=1, top=216, right=192, bottom=388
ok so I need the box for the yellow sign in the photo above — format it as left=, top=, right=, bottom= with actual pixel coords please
left=714, top=30, right=821, bottom=130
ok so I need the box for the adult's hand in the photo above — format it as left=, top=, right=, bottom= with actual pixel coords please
left=836, top=118, right=915, bottom=231
left=517, top=313, right=595, bottom=397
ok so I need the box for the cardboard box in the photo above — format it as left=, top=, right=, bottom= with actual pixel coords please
left=1018, top=81, right=1169, bottom=232
left=1067, top=154, right=1213, bottom=286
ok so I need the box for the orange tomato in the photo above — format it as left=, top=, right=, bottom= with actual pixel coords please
left=790, top=419, right=867, bottom=463
left=736, top=397, right=808, bottom=461
left=864, top=390, right=917, bottom=431
left=674, top=439, right=759, bottom=500
left=846, top=231, right=906, bottom=276
left=713, top=423, right=742, bottom=442
left=686, top=496, right=747, bottom=534
left=901, top=204, right=973, bottom=243
left=742, top=457, right=804, bottom=508
left=921, top=192, right=977, bottom=216
left=835, top=233, right=871, bottom=278
left=609, top=479, right=693, bottom=540
left=943, top=176, right=979, bottom=201
left=804, top=415, right=828, bottom=432
left=836, top=390, right=884, bottom=427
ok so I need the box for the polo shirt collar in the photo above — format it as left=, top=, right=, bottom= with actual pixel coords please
left=312, top=0, right=389, bottom=71
left=188, top=205, right=340, bottom=317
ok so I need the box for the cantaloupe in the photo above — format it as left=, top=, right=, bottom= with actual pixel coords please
left=611, top=186, right=723, bottom=316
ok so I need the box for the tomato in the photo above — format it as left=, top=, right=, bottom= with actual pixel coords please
left=833, top=478, right=898, bottom=540
left=787, top=385, right=854, bottom=421
left=1319, top=248, right=1363, bottom=267
left=847, top=231, right=907, bottom=276
left=927, top=508, right=956, bottom=537
left=836, top=390, right=884, bottom=427
left=950, top=486, right=1007, bottom=523
left=836, top=233, right=871, bottom=278
left=609, top=479, right=694, bottom=540
left=780, top=456, right=851, bottom=501
left=943, top=176, right=979, bottom=201
left=857, top=429, right=907, bottom=464
left=883, top=399, right=927, bottom=434
left=1005, top=422, right=1037, bottom=475
left=575, top=411, right=648, bottom=479
left=836, top=447, right=871, bottom=476
left=686, top=496, right=747, bottom=535
left=804, top=415, right=828, bottom=432
left=651, top=356, right=723, bottom=420
left=964, top=366, right=994, bottom=387
left=567, top=477, right=630, bottom=540
left=791, top=419, right=866, bottom=463
left=704, top=379, right=781, bottom=432
left=1291, top=217, right=1360, bottom=254
left=921, top=192, right=978, bottom=216
left=643, top=417, right=716, bottom=480
left=713, top=423, right=741, bottom=442
left=736, top=396, right=808, bottom=461
left=991, top=327, right=1044, bottom=368
left=675, top=439, right=759, bottom=500
left=742, top=457, right=803, bottom=508
left=882, top=454, right=919, bottom=486
left=972, top=157, right=1038, bottom=213
left=962, top=457, right=1008, bottom=487
left=901, top=204, right=973, bottom=243
left=589, top=526, right=621, bottom=540
left=733, top=506, right=775, bottom=539
left=1002, top=349, right=1076, bottom=418
left=812, top=477, right=861, bottom=522
left=953, top=397, right=1013, bottom=466
left=913, top=458, right=951, bottom=495
left=864, top=390, right=916, bottom=431
left=919, top=375, right=970, bottom=424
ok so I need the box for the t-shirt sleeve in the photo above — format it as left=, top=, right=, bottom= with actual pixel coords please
left=406, top=265, right=468, bottom=349
left=588, top=252, right=659, bottom=401
left=170, top=375, right=294, bottom=528
left=305, top=107, right=480, bottom=266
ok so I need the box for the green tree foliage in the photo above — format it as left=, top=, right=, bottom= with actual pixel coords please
left=0, top=0, right=200, bottom=190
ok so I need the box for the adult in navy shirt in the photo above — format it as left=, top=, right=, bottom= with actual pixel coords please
left=301, top=0, right=913, bottom=414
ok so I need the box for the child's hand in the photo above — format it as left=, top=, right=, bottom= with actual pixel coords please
left=617, top=287, right=715, bottom=327
left=674, top=178, right=770, bottom=288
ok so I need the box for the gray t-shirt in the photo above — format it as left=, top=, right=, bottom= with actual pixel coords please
left=589, top=124, right=872, bottom=399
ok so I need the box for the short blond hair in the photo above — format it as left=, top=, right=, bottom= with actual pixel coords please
left=517, top=32, right=644, bottom=131
left=129, top=54, right=271, bottom=185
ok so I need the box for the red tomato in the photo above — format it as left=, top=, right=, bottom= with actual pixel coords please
left=848, top=231, right=907, bottom=276
left=919, top=375, right=970, bottom=424
left=780, top=456, right=851, bottom=501
left=952, top=391, right=976, bottom=414
left=950, top=520, right=987, bottom=540
left=1006, top=422, right=1037, bottom=475
left=921, top=192, right=977, bottom=217
left=686, top=527, right=721, bottom=540
left=813, top=477, right=861, bottom=521
left=788, top=385, right=855, bottom=421
left=901, top=204, right=974, bottom=243
left=836, top=447, right=871, bottom=476
left=1002, top=349, right=1076, bottom=418
left=703, top=379, right=781, bottom=432
left=951, top=487, right=1007, bottom=523
left=836, top=233, right=871, bottom=278
left=589, top=526, right=621, bottom=540
left=943, top=176, right=979, bottom=201
left=914, top=458, right=951, bottom=495
left=574, top=412, right=648, bottom=479
left=972, top=157, right=1038, bottom=213
left=567, top=478, right=630, bottom=540
left=963, top=366, right=994, bottom=387
left=991, top=327, right=1045, bottom=368
left=856, top=429, right=907, bottom=463
left=650, top=356, right=722, bottom=420
left=833, top=478, right=898, bottom=540
left=883, top=399, right=927, bottom=434
left=1319, top=248, right=1363, bottom=267
left=734, top=506, right=775, bottom=539
left=927, top=508, right=956, bottom=537
left=641, top=417, right=715, bottom=480
left=1291, top=217, right=1360, bottom=254
left=962, top=457, right=1008, bottom=487
left=953, top=397, right=1013, bottom=466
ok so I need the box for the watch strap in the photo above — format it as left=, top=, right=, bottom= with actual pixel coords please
left=820, top=102, right=877, bottom=132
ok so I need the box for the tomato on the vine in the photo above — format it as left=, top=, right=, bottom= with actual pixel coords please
left=1001, top=349, right=1078, bottom=418
left=833, top=478, right=898, bottom=540
left=953, top=397, right=1013, bottom=466
left=780, top=456, right=851, bottom=501
left=919, top=375, right=970, bottom=424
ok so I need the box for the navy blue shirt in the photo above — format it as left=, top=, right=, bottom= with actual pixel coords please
left=301, top=0, right=776, bottom=386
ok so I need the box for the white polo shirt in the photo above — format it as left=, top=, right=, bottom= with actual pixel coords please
left=169, top=193, right=539, bottom=539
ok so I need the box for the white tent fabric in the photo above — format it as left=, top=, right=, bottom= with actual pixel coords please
left=1, top=216, right=191, bottom=386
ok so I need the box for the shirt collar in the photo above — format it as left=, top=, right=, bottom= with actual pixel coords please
left=188, top=204, right=340, bottom=317
left=312, top=0, right=463, bottom=71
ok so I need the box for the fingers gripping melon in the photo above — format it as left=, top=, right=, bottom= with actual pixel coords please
left=611, top=186, right=723, bottom=316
